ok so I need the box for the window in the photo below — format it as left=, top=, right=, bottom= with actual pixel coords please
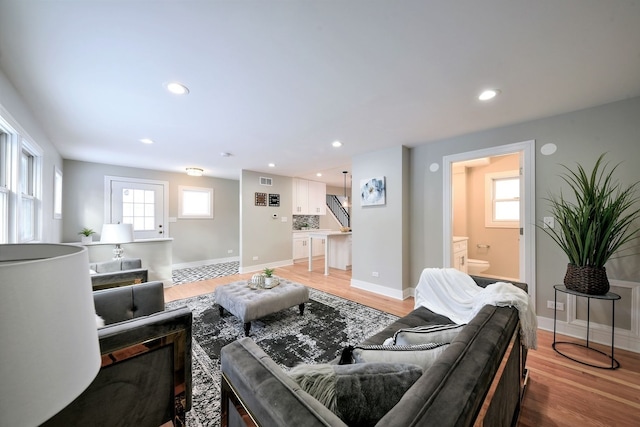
left=0, top=131, right=9, bottom=243
left=20, top=149, right=35, bottom=240
left=0, top=111, right=43, bottom=243
left=122, top=187, right=156, bottom=231
left=53, top=167, right=62, bottom=219
left=485, top=170, right=520, bottom=228
left=179, top=186, right=213, bottom=218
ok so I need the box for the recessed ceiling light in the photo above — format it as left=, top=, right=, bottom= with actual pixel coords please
left=332, top=140, right=342, bottom=148
left=165, top=82, right=190, bottom=95
left=478, top=89, right=500, bottom=101
left=268, top=163, right=276, bottom=168
left=186, top=167, right=203, bottom=176
left=316, top=173, right=322, bottom=177
left=139, top=138, right=154, bottom=144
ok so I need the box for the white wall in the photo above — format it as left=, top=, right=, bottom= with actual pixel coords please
left=0, top=69, right=64, bottom=243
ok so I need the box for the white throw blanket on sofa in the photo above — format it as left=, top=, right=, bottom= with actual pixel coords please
left=414, top=268, right=537, bottom=349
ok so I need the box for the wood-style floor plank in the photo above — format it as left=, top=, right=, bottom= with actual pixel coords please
left=165, top=260, right=640, bottom=426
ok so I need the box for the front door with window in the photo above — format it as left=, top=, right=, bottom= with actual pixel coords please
left=107, top=179, right=166, bottom=239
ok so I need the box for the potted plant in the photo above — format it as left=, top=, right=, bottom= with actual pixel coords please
left=263, top=267, right=276, bottom=288
left=541, top=154, right=640, bottom=294
left=78, top=227, right=96, bottom=244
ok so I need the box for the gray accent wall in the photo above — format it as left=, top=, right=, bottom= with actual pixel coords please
left=240, top=169, right=293, bottom=272
left=352, top=146, right=410, bottom=298
left=410, top=96, right=640, bottom=322
left=63, top=160, right=239, bottom=265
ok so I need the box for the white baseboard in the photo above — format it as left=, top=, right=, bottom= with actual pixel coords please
left=350, top=278, right=409, bottom=300
left=172, top=256, right=239, bottom=271
left=239, top=259, right=293, bottom=275
left=538, top=316, right=640, bottom=353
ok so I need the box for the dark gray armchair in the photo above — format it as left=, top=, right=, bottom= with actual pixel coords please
left=43, top=281, right=192, bottom=427
left=89, top=258, right=149, bottom=290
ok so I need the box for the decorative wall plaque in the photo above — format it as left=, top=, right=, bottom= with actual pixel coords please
left=269, top=193, right=280, bottom=207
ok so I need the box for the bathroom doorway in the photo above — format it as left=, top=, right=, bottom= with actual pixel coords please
left=442, top=140, right=536, bottom=306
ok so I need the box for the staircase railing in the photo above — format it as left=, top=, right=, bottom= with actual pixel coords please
left=326, top=195, right=350, bottom=227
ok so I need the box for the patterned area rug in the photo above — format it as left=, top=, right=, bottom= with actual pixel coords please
left=165, top=280, right=399, bottom=427
left=172, top=261, right=240, bottom=285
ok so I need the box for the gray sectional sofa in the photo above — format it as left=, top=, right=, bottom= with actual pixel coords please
left=44, top=281, right=192, bottom=427
left=220, top=276, right=528, bottom=427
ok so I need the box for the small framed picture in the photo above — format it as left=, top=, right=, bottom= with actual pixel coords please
left=255, top=192, right=267, bottom=206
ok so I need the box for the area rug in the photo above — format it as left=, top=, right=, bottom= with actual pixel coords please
left=165, top=280, right=399, bottom=427
left=172, top=261, right=240, bottom=285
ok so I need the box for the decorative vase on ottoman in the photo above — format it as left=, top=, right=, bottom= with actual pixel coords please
left=564, top=264, right=609, bottom=295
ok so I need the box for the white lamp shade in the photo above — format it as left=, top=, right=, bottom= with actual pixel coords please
left=0, top=244, right=101, bottom=426
left=100, top=223, right=134, bottom=244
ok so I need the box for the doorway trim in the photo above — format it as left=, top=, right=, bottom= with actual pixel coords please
left=442, top=140, right=536, bottom=310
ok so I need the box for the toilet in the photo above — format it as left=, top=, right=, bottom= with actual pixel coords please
left=467, top=258, right=490, bottom=275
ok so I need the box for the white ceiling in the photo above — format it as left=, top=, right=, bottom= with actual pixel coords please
left=1, top=1, right=639, bottom=188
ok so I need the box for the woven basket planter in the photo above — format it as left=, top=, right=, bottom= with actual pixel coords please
left=564, top=264, right=609, bottom=295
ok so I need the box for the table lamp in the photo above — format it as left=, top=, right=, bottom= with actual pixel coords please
left=0, top=244, right=101, bottom=427
left=100, top=223, right=134, bottom=259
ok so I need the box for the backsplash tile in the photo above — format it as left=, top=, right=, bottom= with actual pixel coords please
left=293, top=215, right=319, bottom=230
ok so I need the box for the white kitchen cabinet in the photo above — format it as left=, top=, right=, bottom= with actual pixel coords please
left=452, top=236, right=468, bottom=274
left=308, top=180, right=326, bottom=215
left=292, top=178, right=309, bottom=214
left=293, top=236, right=309, bottom=260
left=292, top=178, right=326, bottom=215
left=293, top=231, right=325, bottom=260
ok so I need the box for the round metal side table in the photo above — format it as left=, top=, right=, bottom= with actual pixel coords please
left=553, top=284, right=620, bottom=369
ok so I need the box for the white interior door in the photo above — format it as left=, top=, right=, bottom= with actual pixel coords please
left=108, top=179, right=166, bottom=239
left=442, top=140, right=536, bottom=310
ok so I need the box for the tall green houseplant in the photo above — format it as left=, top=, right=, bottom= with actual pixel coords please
left=542, top=154, right=640, bottom=294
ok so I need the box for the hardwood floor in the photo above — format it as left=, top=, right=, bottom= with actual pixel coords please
left=165, top=260, right=640, bottom=427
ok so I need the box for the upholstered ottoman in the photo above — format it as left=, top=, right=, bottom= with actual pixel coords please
left=215, top=280, right=309, bottom=336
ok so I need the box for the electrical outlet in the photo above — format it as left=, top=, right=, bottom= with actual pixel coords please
left=252, top=256, right=258, bottom=261
left=372, top=272, right=379, bottom=277
left=546, top=300, right=564, bottom=311
left=227, top=249, right=233, bottom=254
left=543, top=216, right=555, bottom=229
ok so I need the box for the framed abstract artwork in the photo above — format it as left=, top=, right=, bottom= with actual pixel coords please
left=360, top=176, right=386, bottom=206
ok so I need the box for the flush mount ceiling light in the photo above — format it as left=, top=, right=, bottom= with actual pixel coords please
left=165, top=82, right=190, bottom=95
left=268, top=163, right=276, bottom=168
left=186, top=167, right=204, bottom=176
left=139, top=138, right=154, bottom=144
left=478, top=89, right=500, bottom=101
left=220, top=152, right=231, bottom=157
left=332, top=140, right=342, bottom=148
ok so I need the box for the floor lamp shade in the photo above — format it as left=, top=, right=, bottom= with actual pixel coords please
left=0, top=244, right=101, bottom=427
